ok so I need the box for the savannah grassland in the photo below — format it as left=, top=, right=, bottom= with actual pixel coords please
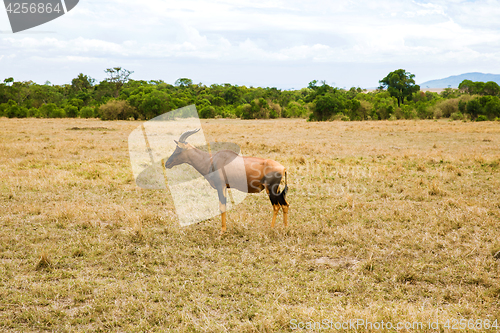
left=1, top=117, right=500, bottom=332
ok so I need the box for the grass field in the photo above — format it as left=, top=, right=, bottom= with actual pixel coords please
left=1, top=117, right=500, bottom=332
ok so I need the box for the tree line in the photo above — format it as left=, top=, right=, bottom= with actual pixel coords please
left=1, top=68, right=500, bottom=121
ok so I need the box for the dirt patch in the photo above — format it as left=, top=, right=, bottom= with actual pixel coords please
left=67, top=127, right=115, bottom=131
left=313, top=257, right=360, bottom=269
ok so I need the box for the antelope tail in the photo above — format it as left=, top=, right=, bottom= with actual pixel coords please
left=278, top=171, right=288, bottom=206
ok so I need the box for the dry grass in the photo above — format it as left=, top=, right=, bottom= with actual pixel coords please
left=1, top=118, right=500, bottom=332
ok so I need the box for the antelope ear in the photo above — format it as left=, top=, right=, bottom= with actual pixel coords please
left=174, top=140, right=179, bottom=145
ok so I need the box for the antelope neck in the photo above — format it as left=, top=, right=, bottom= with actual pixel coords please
left=186, top=148, right=213, bottom=176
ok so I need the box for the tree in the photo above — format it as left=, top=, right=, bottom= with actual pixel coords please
left=458, top=79, right=474, bottom=94
left=224, top=86, right=242, bottom=105
left=379, top=69, right=420, bottom=107
left=483, top=81, right=500, bottom=96
left=4, top=77, right=14, bottom=86
left=104, top=67, right=133, bottom=97
left=71, top=73, right=95, bottom=92
left=175, top=78, right=193, bottom=88
left=466, top=99, right=482, bottom=120
left=484, top=97, right=500, bottom=119
left=311, top=93, right=346, bottom=121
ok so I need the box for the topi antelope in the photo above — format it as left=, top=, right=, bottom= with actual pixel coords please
left=164, top=128, right=289, bottom=233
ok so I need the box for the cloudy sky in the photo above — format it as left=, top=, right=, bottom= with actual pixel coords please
left=1, top=0, right=499, bottom=88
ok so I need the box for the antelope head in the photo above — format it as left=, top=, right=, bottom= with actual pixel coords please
left=164, top=128, right=200, bottom=169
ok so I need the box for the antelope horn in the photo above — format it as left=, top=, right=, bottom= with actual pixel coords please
left=178, top=128, right=200, bottom=143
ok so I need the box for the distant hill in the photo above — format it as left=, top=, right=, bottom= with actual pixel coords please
left=419, top=72, right=500, bottom=88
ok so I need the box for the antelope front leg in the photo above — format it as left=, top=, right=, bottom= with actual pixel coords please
left=219, top=187, right=227, bottom=234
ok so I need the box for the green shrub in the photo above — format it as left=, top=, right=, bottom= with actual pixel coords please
left=476, top=115, right=488, bottom=121
left=435, top=98, right=459, bottom=118
left=79, top=106, right=95, bottom=118
left=432, top=106, right=443, bottom=119
left=467, top=99, right=483, bottom=120
left=199, top=106, right=215, bottom=119
left=312, top=93, right=346, bottom=121
left=67, top=98, right=84, bottom=110
left=99, top=99, right=136, bottom=120
left=4, top=100, right=20, bottom=118
left=17, top=106, right=28, bottom=118
left=399, top=105, right=417, bottom=119
left=268, top=101, right=281, bottom=119
left=241, top=99, right=271, bottom=119
left=458, top=100, right=466, bottom=113
left=235, top=104, right=250, bottom=118
left=0, top=100, right=28, bottom=118
left=39, top=103, right=64, bottom=118
left=27, top=107, right=38, bottom=118
left=65, top=105, right=79, bottom=118
left=283, top=101, right=308, bottom=118
left=332, top=112, right=350, bottom=121
left=352, top=100, right=373, bottom=120
left=417, top=104, right=433, bottom=119
left=50, top=107, right=66, bottom=118
left=450, top=112, right=463, bottom=120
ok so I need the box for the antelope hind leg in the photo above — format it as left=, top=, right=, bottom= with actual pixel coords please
left=271, top=204, right=280, bottom=228
left=281, top=204, right=289, bottom=227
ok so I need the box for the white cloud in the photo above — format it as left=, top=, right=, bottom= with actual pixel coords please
left=1, top=0, right=499, bottom=87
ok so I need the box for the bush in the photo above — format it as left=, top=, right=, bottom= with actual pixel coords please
left=399, top=105, right=417, bottom=119
left=332, top=112, right=350, bottom=121
left=235, top=104, right=251, bottom=119
left=17, top=106, right=28, bottom=118
left=4, top=100, right=20, bottom=118
left=242, top=98, right=271, bottom=119
left=433, top=107, right=443, bottom=119
left=50, top=107, right=66, bottom=118
left=268, top=101, right=281, bottom=119
left=79, top=106, right=95, bottom=118
left=199, top=106, right=215, bottom=119
left=466, top=99, right=483, bottom=120
left=99, top=99, right=136, bottom=120
left=436, top=98, right=459, bottom=118
left=39, top=103, right=65, bottom=118
left=476, top=115, right=488, bottom=121
left=67, top=98, right=84, bottom=110
left=355, top=100, right=373, bottom=120
left=373, top=103, right=394, bottom=120
left=450, top=112, right=463, bottom=120
left=312, top=94, right=346, bottom=121
left=0, top=100, right=28, bottom=118
left=417, top=104, right=433, bottom=119
left=283, top=101, right=308, bottom=118
left=65, top=105, right=79, bottom=118
left=458, top=100, right=466, bottom=113
left=484, top=97, right=500, bottom=119
left=27, top=107, right=38, bottom=118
